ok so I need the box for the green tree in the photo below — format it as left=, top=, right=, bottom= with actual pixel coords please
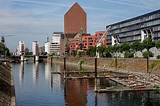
left=112, top=44, right=120, bottom=70
left=143, top=51, right=153, bottom=58
left=130, top=40, right=144, bottom=57
left=156, top=39, right=160, bottom=50
left=97, top=45, right=105, bottom=57
left=142, top=37, right=155, bottom=73
left=0, top=42, right=10, bottom=57
left=41, top=52, right=47, bottom=55
left=112, top=44, right=120, bottom=56
left=104, top=45, right=112, bottom=57
left=119, top=42, right=130, bottom=53
left=124, top=52, right=134, bottom=58
left=87, top=46, right=96, bottom=57
left=155, top=40, right=160, bottom=59
left=142, top=37, right=155, bottom=51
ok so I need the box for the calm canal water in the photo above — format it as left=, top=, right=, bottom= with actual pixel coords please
left=12, top=62, right=160, bottom=106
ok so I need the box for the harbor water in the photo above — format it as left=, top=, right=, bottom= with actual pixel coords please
left=12, top=62, right=160, bottom=106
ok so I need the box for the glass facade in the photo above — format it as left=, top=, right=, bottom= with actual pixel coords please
left=106, top=9, right=160, bottom=45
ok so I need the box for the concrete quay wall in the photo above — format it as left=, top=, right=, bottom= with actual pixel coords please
left=0, top=61, right=16, bottom=106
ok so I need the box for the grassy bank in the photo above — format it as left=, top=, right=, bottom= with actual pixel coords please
left=50, top=56, right=160, bottom=75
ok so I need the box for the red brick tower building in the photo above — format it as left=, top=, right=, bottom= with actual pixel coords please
left=64, top=2, right=87, bottom=34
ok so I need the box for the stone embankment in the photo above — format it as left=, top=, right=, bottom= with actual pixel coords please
left=51, top=57, right=160, bottom=75
left=0, top=61, right=16, bottom=106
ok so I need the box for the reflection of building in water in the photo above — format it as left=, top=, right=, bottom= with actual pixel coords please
left=45, top=62, right=51, bottom=81
left=19, top=62, right=24, bottom=84
left=32, top=62, right=39, bottom=84
left=65, top=80, right=88, bottom=106
left=50, top=63, right=62, bottom=90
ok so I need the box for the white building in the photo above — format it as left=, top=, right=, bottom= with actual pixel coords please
left=44, top=32, right=62, bottom=55
left=32, top=41, right=39, bottom=56
left=45, top=41, right=50, bottom=54
left=50, top=32, right=62, bottom=55
left=17, top=41, right=25, bottom=56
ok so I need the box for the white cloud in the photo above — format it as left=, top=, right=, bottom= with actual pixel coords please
left=102, top=0, right=160, bottom=9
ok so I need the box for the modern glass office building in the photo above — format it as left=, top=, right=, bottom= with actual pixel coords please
left=106, top=9, right=160, bottom=45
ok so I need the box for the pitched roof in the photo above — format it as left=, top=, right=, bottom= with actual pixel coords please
left=65, top=2, right=86, bottom=15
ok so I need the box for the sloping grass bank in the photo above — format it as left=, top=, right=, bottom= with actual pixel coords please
left=51, top=57, right=160, bottom=75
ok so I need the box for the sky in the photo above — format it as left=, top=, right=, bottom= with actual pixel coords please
left=0, top=0, right=160, bottom=52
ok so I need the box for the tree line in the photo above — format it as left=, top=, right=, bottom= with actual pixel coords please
left=0, top=42, right=10, bottom=57
left=86, top=37, right=160, bottom=59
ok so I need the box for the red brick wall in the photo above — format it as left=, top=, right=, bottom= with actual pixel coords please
left=64, top=3, right=87, bottom=34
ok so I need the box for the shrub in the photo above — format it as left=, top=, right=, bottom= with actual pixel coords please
left=143, top=51, right=153, bottom=58
left=105, top=52, right=112, bottom=57
left=124, top=52, right=134, bottom=58
left=157, top=55, right=160, bottom=59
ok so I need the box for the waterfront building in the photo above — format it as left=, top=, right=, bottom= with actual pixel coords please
left=45, top=36, right=50, bottom=54
left=68, top=31, right=106, bottom=53
left=44, top=32, right=62, bottom=55
left=45, top=41, right=50, bottom=54
left=64, top=2, right=87, bottom=34
left=32, top=41, right=39, bottom=56
left=39, top=46, right=45, bottom=54
left=58, top=2, right=87, bottom=56
left=60, top=33, right=76, bottom=55
left=17, top=41, right=25, bottom=56
left=25, top=47, right=29, bottom=54
left=50, top=32, right=62, bottom=55
left=106, top=9, right=160, bottom=45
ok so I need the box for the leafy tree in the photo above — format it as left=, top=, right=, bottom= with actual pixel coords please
left=119, top=42, right=130, bottom=53
left=112, top=44, right=120, bottom=56
left=143, top=51, right=153, bottom=58
left=0, top=42, right=10, bottom=57
left=41, top=52, right=47, bottom=55
left=142, top=37, right=155, bottom=51
left=97, top=45, right=105, bottom=57
left=124, top=52, right=134, bottom=58
left=155, top=39, right=160, bottom=50
left=87, top=46, right=96, bottom=57
left=111, top=44, right=120, bottom=70
left=142, top=37, right=155, bottom=73
left=104, top=45, right=112, bottom=57
left=130, top=40, right=144, bottom=57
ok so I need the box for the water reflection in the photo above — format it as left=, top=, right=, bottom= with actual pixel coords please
left=19, top=62, right=24, bottom=84
left=32, top=62, right=39, bottom=84
left=13, top=62, right=160, bottom=106
left=65, top=79, right=88, bottom=106
left=45, top=62, right=50, bottom=81
left=50, top=63, right=63, bottom=90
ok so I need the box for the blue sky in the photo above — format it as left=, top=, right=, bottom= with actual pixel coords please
left=0, top=0, right=160, bottom=52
